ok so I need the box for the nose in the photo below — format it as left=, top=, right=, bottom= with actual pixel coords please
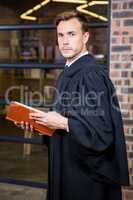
left=63, top=35, right=69, bottom=45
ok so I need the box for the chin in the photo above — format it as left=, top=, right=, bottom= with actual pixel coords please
left=62, top=53, right=74, bottom=59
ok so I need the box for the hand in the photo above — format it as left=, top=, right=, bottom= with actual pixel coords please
left=14, top=121, right=33, bottom=132
left=29, top=111, right=68, bottom=131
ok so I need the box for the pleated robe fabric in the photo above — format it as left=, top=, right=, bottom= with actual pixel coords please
left=46, top=54, right=129, bottom=200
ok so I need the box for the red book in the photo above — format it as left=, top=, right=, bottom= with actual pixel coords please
left=6, top=101, right=54, bottom=136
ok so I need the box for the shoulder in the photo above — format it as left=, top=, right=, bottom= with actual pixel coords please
left=80, top=64, right=110, bottom=91
left=81, top=63, right=108, bottom=80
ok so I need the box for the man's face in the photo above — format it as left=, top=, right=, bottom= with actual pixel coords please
left=57, top=18, right=89, bottom=62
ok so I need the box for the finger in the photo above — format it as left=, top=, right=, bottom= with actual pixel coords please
left=25, top=122, right=29, bottom=131
left=35, top=120, right=47, bottom=125
left=14, top=121, right=19, bottom=126
left=20, top=121, right=25, bottom=129
left=30, top=124, right=34, bottom=132
left=14, top=121, right=21, bottom=128
left=30, top=115, right=46, bottom=122
left=20, top=121, right=24, bottom=125
left=38, top=133, right=44, bottom=135
left=29, top=112, right=46, bottom=118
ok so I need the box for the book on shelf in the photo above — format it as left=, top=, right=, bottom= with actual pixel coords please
left=6, top=101, right=54, bottom=136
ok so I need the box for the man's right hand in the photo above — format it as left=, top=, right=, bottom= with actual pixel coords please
left=14, top=121, right=33, bottom=132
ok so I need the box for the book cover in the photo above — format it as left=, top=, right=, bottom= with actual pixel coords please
left=6, top=101, right=54, bottom=136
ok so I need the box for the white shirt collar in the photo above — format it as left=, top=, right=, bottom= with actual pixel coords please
left=65, top=51, right=89, bottom=67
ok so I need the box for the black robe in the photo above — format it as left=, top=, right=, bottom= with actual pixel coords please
left=47, top=54, right=129, bottom=200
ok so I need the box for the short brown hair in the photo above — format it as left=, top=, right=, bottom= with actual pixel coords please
left=55, top=10, right=89, bottom=32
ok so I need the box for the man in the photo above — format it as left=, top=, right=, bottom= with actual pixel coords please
left=25, top=10, right=129, bottom=200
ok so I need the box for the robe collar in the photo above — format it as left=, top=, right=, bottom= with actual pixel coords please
left=63, top=54, right=96, bottom=77
left=65, top=51, right=89, bottom=67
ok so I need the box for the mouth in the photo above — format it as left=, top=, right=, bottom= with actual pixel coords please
left=62, top=48, right=72, bottom=51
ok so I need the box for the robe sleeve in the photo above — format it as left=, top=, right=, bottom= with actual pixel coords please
left=67, top=69, right=114, bottom=153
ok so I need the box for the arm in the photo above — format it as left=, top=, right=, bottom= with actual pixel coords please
left=64, top=70, right=114, bottom=152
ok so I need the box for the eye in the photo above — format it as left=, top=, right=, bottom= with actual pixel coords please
left=58, top=33, right=63, bottom=37
left=69, top=32, right=76, bottom=36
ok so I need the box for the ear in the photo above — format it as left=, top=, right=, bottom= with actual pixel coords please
left=83, top=32, right=89, bottom=44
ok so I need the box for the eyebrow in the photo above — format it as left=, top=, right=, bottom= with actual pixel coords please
left=58, top=31, right=76, bottom=35
left=67, top=31, right=76, bottom=34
